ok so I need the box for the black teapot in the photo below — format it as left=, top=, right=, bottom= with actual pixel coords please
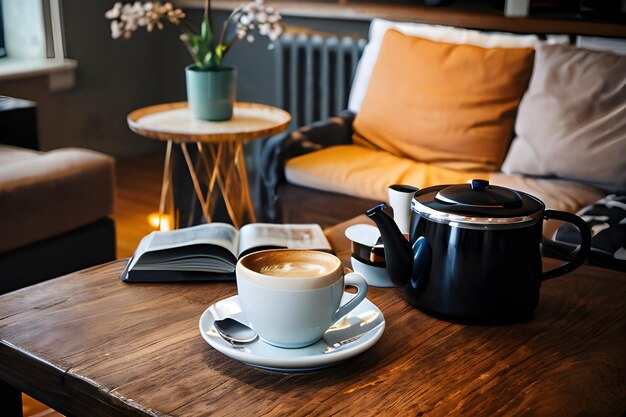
left=367, top=179, right=591, bottom=324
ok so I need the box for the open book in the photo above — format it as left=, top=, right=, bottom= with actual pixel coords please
left=121, top=223, right=332, bottom=282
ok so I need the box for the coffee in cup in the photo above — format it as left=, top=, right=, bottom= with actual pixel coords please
left=236, top=249, right=368, bottom=348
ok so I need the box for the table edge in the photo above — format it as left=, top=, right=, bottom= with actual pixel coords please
left=127, top=101, right=291, bottom=143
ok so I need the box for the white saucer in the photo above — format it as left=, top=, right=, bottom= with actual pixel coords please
left=345, top=223, right=381, bottom=247
left=351, top=256, right=396, bottom=287
left=199, top=293, right=385, bottom=372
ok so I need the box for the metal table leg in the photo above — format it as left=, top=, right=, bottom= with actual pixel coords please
left=178, top=140, right=257, bottom=228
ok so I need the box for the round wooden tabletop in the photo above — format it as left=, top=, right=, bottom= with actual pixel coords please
left=127, top=102, right=291, bottom=143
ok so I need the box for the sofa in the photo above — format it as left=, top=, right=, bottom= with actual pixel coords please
left=0, top=142, right=116, bottom=294
left=262, top=19, right=625, bottom=269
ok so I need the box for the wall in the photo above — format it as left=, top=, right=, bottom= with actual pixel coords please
left=0, top=2, right=369, bottom=158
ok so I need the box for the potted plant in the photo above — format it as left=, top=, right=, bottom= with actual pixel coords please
left=106, top=0, right=283, bottom=121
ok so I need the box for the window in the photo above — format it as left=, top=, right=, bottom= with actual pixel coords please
left=0, top=0, right=76, bottom=88
left=0, top=0, right=5, bottom=58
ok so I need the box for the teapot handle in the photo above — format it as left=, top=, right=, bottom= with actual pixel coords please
left=542, top=210, right=591, bottom=281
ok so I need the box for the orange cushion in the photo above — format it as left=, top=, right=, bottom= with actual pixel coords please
left=353, top=29, right=534, bottom=171
left=285, top=145, right=489, bottom=201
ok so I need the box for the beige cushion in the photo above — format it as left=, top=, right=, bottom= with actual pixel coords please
left=490, top=173, right=606, bottom=237
left=0, top=145, right=115, bottom=253
left=0, top=146, right=41, bottom=166
left=285, top=145, right=488, bottom=201
left=502, top=43, right=626, bottom=191
left=490, top=173, right=605, bottom=213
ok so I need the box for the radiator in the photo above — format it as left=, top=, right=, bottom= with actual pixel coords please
left=274, top=32, right=367, bottom=129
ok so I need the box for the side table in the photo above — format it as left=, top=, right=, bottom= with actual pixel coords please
left=128, top=101, right=290, bottom=229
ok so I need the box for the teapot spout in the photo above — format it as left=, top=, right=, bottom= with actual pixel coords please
left=366, top=203, right=413, bottom=286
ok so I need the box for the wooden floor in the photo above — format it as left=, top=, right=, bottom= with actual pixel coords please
left=22, top=151, right=166, bottom=416
left=113, top=151, right=167, bottom=258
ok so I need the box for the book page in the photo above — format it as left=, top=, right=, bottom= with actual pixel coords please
left=237, top=223, right=331, bottom=257
left=129, top=223, right=238, bottom=270
left=134, top=246, right=236, bottom=273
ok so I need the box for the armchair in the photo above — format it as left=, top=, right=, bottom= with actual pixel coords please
left=0, top=98, right=116, bottom=294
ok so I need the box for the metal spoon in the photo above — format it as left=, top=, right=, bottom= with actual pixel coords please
left=214, top=313, right=383, bottom=352
left=214, top=318, right=258, bottom=345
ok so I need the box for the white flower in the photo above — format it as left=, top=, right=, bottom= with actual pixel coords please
left=240, top=3, right=253, bottom=14
left=240, top=14, right=251, bottom=25
left=110, top=20, right=124, bottom=39
left=229, top=1, right=283, bottom=45
left=137, top=14, right=149, bottom=26
left=258, top=22, right=270, bottom=35
left=107, top=0, right=281, bottom=65
left=126, top=1, right=142, bottom=17
left=267, top=23, right=282, bottom=41
left=105, top=2, right=122, bottom=19
left=124, top=21, right=137, bottom=34
left=236, top=23, right=248, bottom=39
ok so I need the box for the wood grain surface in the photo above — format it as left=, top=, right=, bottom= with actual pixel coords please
left=127, top=102, right=291, bottom=144
left=0, top=219, right=625, bottom=416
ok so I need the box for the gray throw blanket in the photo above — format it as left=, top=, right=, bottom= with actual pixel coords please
left=260, top=111, right=356, bottom=222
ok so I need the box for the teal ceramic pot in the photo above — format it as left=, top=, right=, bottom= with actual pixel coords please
left=185, top=65, right=236, bottom=121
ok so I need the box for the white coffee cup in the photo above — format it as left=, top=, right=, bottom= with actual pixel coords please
left=236, top=249, right=368, bottom=348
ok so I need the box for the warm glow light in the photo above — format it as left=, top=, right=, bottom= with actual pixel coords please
left=147, top=213, right=172, bottom=231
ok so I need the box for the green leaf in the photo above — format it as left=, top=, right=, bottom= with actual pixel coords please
left=180, top=33, right=202, bottom=68
left=202, top=52, right=213, bottom=66
left=181, top=16, right=217, bottom=70
left=181, top=33, right=198, bottom=49
left=200, top=18, right=213, bottom=45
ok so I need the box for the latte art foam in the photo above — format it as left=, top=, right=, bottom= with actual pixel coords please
left=258, top=261, right=334, bottom=278
left=239, top=250, right=342, bottom=289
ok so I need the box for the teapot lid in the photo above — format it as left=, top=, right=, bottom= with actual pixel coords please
left=412, top=180, right=544, bottom=229
left=435, top=179, right=523, bottom=209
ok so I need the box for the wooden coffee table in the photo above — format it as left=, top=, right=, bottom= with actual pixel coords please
left=1, top=216, right=625, bottom=416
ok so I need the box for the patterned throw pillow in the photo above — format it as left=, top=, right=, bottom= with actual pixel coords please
left=554, top=195, right=626, bottom=272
